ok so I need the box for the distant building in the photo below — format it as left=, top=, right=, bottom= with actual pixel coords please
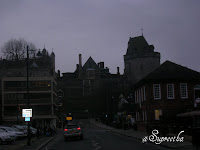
left=133, top=61, right=200, bottom=131
left=0, top=48, right=57, bottom=128
left=57, top=54, right=123, bottom=117
left=124, top=35, right=160, bottom=88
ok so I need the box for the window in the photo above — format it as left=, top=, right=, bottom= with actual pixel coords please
left=144, top=86, right=146, bottom=101
left=141, top=88, right=143, bottom=102
left=134, top=91, right=136, bottom=103
left=145, top=110, right=147, bottom=121
left=155, top=109, right=162, bottom=120
left=137, top=112, right=140, bottom=121
left=136, top=112, right=140, bottom=121
left=142, top=111, right=144, bottom=121
left=180, top=83, right=188, bottom=99
left=139, top=90, right=141, bottom=103
left=153, top=84, right=161, bottom=99
left=167, top=84, right=174, bottom=99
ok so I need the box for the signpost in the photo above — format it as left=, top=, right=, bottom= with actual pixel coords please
left=22, top=109, right=32, bottom=118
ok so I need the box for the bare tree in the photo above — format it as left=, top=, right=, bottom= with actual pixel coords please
left=1, top=38, right=37, bottom=60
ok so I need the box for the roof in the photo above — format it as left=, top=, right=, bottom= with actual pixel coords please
left=134, top=61, right=200, bottom=87
left=82, top=56, right=98, bottom=70
left=126, top=35, right=154, bottom=55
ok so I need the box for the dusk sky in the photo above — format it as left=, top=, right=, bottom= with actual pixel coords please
left=0, top=0, right=200, bottom=74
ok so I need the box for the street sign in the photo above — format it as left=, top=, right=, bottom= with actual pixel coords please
left=22, top=109, right=32, bottom=117
left=25, top=117, right=30, bottom=121
left=66, top=117, right=72, bottom=120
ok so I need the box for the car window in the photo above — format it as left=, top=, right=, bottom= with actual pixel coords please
left=12, top=128, right=19, bottom=131
left=0, top=129, right=5, bottom=132
left=65, top=125, right=79, bottom=129
left=4, top=127, right=15, bottom=131
left=0, top=128, right=7, bottom=131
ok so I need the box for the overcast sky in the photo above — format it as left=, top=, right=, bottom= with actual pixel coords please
left=0, top=0, right=200, bottom=74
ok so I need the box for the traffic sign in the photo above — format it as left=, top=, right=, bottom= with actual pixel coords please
left=25, top=117, right=30, bottom=121
left=22, top=109, right=32, bottom=117
left=66, top=117, right=72, bottom=120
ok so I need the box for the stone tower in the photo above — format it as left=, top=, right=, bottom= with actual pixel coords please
left=124, top=35, right=160, bottom=87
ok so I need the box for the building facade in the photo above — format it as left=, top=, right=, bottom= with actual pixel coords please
left=0, top=48, right=57, bottom=128
left=57, top=54, right=123, bottom=117
left=133, top=61, right=200, bottom=131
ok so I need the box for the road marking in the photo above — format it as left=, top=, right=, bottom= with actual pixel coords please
left=90, top=139, right=101, bottom=150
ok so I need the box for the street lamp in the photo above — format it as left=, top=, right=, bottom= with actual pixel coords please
left=27, top=46, right=31, bottom=146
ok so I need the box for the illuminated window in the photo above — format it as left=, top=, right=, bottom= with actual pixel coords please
left=180, top=83, right=188, bottom=99
left=155, top=109, right=162, bottom=120
left=167, top=84, right=174, bottom=99
left=153, top=84, right=161, bottom=99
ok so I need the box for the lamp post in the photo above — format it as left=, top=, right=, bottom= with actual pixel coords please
left=27, top=46, right=31, bottom=146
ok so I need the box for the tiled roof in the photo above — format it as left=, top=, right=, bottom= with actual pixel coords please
left=134, top=61, right=200, bottom=87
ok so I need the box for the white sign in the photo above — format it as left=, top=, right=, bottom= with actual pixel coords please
left=22, top=109, right=32, bottom=117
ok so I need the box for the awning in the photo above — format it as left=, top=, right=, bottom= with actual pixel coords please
left=177, top=110, right=200, bottom=117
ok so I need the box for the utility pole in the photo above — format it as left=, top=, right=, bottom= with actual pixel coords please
left=16, top=56, right=19, bottom=124
left=27, top=46, right=31, bottom=146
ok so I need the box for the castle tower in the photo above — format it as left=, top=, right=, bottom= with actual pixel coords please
left=124, top=35, right=160, bottom=87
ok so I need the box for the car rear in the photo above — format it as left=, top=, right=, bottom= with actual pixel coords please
left=64, top=124, right=83, bottom=141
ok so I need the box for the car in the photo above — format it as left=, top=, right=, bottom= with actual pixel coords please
left=63, top=124, right=83, bottom=141
left=0, top=129, right=13, bottom=144
left=21, top=125, right=37, bottom=135
left=12, top=125, right=27, bottom=135
left=11, top=127, right=27, bottom=138
left=0, top=126, right=25, bottom=140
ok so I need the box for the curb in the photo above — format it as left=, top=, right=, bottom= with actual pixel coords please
left=37, top=137, right=55, bottom=150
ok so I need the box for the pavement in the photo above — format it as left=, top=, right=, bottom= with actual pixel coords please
left=89, top=119, right=195, bottom=150
left=2, top=130, right=61, bottom=150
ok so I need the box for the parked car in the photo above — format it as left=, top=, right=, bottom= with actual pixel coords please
left=30, top=127, right=37, bottom=134
left=11, top=127, right=27, bottom=138
left=21, top=125, right=37, bottom=135
left=12, top=125, right=27, bottom=135
left=63, top=124, right=83, bottom=141
left=0, top=126, right=25, bottom=140
left=0, top=129, right=13, bottom=144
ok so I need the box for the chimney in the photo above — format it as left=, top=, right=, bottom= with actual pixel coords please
left=58, top=70, right=60, bottom=77
left=117, top=67, right=120, bottom=75
left=99, top=62, right=104, bottom=69
left=79, top=54, right=82, bottom=67
left=76, top=64, right=79, bottom=70
left=79, top=54, right=82, bottom=79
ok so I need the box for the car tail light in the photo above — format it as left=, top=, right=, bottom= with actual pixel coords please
left=64, top=129, right=68, bottom=131
left=77, top=127, right=81, bottom=130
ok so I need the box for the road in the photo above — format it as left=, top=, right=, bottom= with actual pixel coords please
left=41, top=119, right=168, bottom=150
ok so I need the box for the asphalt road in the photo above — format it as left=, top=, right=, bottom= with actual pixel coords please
left=41, top=119, right=168, bottom=150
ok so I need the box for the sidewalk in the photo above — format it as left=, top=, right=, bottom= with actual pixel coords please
left=18, top=136, right=54, bottom=150
left=89, top=119, right=194, bottom=150
left=3, top=129, right=62, bottom=150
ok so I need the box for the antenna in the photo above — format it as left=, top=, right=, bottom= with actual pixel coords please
left=141, top=28, right=143, bottom=36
